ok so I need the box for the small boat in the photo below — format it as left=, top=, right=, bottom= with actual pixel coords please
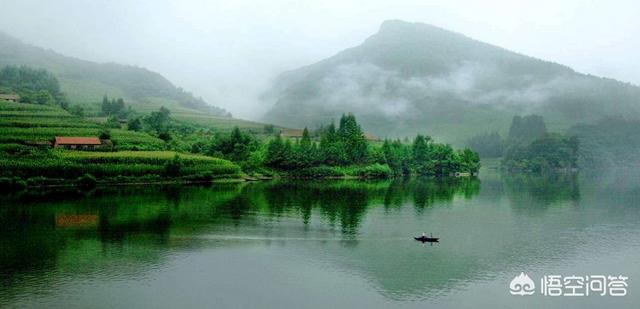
left=414, top=234, right=439, bottom=242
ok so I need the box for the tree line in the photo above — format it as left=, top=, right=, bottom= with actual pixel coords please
left=0, top=65, right=68, bottom=109
left=252, top=114, right=478, bottom=176
left=466, top=114, right=579, bottom=172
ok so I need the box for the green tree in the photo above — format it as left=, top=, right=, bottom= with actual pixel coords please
left=99, top=129, right=110, bottom=140
left=337, top=114, right=367, bottom=164
left=114, top=98, right=125, bottom=116
left=127, top=117, right=142, bottom=131
left=319, top=122, right=346, bottom=165
left=144, top=106, right=171, bottom=133
left=508, top=115, right=547, bottom=144
left=101, top=95, right=111, bottom=115
left=34, top=90, right=53, bottom=105
left=265, top=134, right=286, bottom=168
left=208, top=127, right=259, bottom=163
left=412, top=135, right=432, bottom=175
left=69, top=105, right=84, bottom=117
left=105, top=116, right=121, bottom=129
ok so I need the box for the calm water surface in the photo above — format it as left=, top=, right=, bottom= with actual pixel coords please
left=1, top=169, right=639, bottom=308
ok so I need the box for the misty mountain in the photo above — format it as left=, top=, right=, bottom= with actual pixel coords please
left=0, top=31, right=229, bottom=116
left=263, top=20, right=640, bottom=143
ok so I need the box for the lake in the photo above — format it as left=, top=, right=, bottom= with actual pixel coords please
left=1, top=169, right=639, bottom=308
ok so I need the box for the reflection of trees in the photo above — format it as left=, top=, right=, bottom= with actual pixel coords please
left=252, top=179, right=480, bottom=234
left=0, top=206, right=61, bottom=296
left=503, top=173, right=580, bottom=210
left=383, top=177, right=480, bottom=211
left=0, top=178, right=482, bottom=302
left=260, top=181, right=376, bottom=235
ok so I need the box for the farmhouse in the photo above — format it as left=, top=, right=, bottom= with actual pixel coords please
left=53, top=136, right=102, bottom=150
left=280, top=129, right=304, bottom=139
left=281, top=128, right=380, bottom=141
left=364, top=133, right=379, bottom=141
left=0, top=94, right=20, bottom=102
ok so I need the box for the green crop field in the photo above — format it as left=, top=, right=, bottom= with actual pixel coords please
left=0, top=100, right=166, bottom=150
left=0, top=100, right=241, bottom=182
left=0, top=150, right=240, bottom=179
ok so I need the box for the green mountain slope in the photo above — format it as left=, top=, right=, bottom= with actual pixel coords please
left=263, top=20, right=640, bottom=144
left=0, top=31, right=229, bottom=117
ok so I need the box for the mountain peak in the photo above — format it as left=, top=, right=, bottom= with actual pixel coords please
left=376, top=20, right=456, bottom=38
left=263, top=21, right=640, bottom=142
left=379, top=20, right=437, bottom=31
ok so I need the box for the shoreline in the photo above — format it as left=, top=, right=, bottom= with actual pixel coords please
left=2, top=172, right=481, bottom=191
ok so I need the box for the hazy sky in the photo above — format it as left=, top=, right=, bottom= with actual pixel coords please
left=0, top=0, right=638, bottom=119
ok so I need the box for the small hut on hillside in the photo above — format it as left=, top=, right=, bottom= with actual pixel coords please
left=53, top=137, right=102, bottom=150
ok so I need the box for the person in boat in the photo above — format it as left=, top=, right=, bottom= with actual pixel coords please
left=422, top=232, right=426, bottom=237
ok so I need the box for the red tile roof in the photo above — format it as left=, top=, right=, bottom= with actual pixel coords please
left=54, top=136, right=101, bottom=145
left=281, top=129, right=304, bottom=137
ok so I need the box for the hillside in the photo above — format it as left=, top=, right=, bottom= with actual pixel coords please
left=0, top=31, right=229, bottom=117
left=263, top=20, right=640, bottom=144
left=0, top=99, right=241, bottom=184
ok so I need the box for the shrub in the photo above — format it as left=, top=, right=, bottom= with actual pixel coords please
left=99, top=129, right=111, bottom=140
left=350, top=164, right=392, bottom=178
left=183, top=171, right=215, bottom=182
left=294, top=166, right=345, bottom=178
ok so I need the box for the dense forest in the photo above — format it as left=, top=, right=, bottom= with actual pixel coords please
left=466, top=115, right=579, bottom=172
left=0, top=65, right=68, bottom=108
left=569, top=117, right=640, bottom=168
left=502, top=134, right=579, bottom=172
left=465, top=112, right=640, bottom=172
left=198, top=114, right=481, bottom=177
left=115, top=109, right=481, bottom=178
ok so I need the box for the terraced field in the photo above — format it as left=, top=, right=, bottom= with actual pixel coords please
left=0, top=100, right=241, bottom=182
left=0, top=149, right=240, bottom=179
left=0, top=100, right=165, bottom=150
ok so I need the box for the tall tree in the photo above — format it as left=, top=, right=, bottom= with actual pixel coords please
left=101, top=95, right=111, bottom=115
left=320, top=122, right=346, bottom=165
left=337, top=114, right=367, bottom=164
left=412, top=135, right=432, bottom=175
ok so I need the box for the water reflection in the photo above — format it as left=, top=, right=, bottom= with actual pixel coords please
left=1, top=172, right=640, bottom=307
left=503, top=173, right=580, bottom=209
